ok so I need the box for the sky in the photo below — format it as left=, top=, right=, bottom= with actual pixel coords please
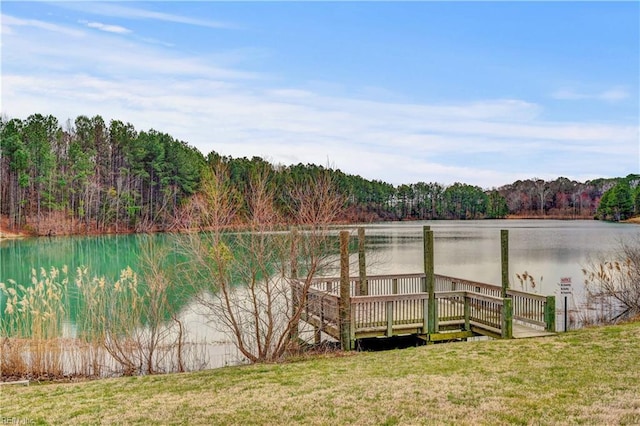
left=1, top=1, right=639, bottom=189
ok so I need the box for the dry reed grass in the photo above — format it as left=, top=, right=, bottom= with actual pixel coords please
left=0, top=263, right=201, bottom=380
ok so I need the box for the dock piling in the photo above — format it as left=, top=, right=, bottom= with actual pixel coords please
left=339, top=230, right=352, bottom=351
left=501, top=229, right=509, bottom=298
left=424, top=226, right=436, bottom=335
left=358, top=227, right=368, bottom=296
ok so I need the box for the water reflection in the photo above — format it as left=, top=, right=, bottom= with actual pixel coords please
left=3, top=220, right=637, bottom=303
left=364, top=220, right=638, bottom=301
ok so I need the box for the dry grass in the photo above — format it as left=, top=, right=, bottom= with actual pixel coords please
left=3, top=321, right=640, bottom=425
left=1, top=264, right=195, bottom=379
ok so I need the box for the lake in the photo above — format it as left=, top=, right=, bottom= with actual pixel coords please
left=2, top=219, right=637, bottom=313
left=1, top=219, right=638, bottom=370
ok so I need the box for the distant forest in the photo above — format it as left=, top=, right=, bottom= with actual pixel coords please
left=1, top=114, right=638, bottom=235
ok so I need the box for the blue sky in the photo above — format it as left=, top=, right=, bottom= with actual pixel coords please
left=1, top=1, right=638, bottom=188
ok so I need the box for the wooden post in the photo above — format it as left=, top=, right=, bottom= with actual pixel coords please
left=339, top=230, right=352, bottom=351
left=501, top=298, right=513, bottom=339
left=386, top=301, right=393, bottom=337
left=424, top=227, right=436, bottom=335
left=544, top=295, right=556, bottom=332
left=291, top=227, right=299, bottom=280
left=358, top=227, right=368, bottom=296
left=314, top=296, right=323, bottom=345
left=420, top=226, right=431, bottom=293
left=422, top=298, right=428, bottom=334
left=501, top=229, right=509, bottom=298
left=290, top=227, right=299, bottom=342
left=463, top=295, right=471, bottom=331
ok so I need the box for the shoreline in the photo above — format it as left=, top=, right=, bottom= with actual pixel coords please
left=0, top=230, right=27, bottom=240
left=1, top=216, right=637, bottom=240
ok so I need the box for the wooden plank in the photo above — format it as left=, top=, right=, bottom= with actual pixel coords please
left=355, top=323, right=426, bottom=339
left=512, top=316, right=546, bottom=328
left=427, top=330, right=475, bottom=342
left=435, top=274, right=501, bottom=294
left=507, top=289, right=548, bottom=302
left=302, top=313, right=340, bottom=339
left=470, top=324, right=502, bottom=339
left=309, top=272, right=424, bottom=285
left=435, top=290, right=467, bottom=298
left=464, top=292, right=505, bottom=304
left=351, top=293, right=429, bottom=304
left=513, top=323, right=555, bottom=339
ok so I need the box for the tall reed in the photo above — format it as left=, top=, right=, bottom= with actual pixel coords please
left=1, top=263, right=200, bottom=380
left=1, top=267, right=68, bottom=378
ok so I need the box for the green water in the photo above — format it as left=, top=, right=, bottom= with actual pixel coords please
left=0, top=234, right=194, bottom=323
left=1, top=234, right=156, bottom=285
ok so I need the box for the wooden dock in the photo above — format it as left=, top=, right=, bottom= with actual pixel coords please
left=292, top=227, right=556, bottom=350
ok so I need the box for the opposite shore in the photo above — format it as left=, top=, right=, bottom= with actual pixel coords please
left=0, top=216, right=640, bottom=240
left=1, top=215, right=639, bottom=240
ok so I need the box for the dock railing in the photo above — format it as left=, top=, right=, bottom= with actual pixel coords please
left=294, top=273, right=554, bottom=345
left=435, top=274, right=554, bottom=331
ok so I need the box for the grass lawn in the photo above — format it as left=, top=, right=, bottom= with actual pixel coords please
left=2, top=322, right=640, bottom=425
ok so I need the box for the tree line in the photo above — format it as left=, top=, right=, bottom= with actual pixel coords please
left=595, top=174, right=640, bottom=221
left=1, top=114, right=203, bottom=234
left=1, top=114, right=636, bottom=235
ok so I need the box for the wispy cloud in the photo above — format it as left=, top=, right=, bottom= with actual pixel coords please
left=552, top=86, right=630, bottom=102
left=82, top=20, right=132, bottom=35
left=3, top=16, right=258, bottom=80
left=56, top=2, right=237, bottom=30
left=600, top=87, right=630, bottom=102
left=1, top=13, right=84, bottom=37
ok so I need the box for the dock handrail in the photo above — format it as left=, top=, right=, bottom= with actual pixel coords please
left=295, top=272, right=554, bottom=342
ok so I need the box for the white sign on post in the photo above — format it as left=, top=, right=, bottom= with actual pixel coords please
left=559, top=277, right=572, bottom=295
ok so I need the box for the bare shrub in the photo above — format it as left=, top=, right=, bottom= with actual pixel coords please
left=80, top=244, right=193, bottom=376
left=1, top=338, right=27, bottom=379
left=583, top=235, right=640, bottom=323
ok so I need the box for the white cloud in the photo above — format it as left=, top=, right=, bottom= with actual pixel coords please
left=552, top=86, right=630, bottom=102
left=1, top=13, right=85, bottom=37
left=56, top=2, right=237, bottom=30
left=600, top=87, right=630, bottom=102
left=84, top=21, right=132, bottom=35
